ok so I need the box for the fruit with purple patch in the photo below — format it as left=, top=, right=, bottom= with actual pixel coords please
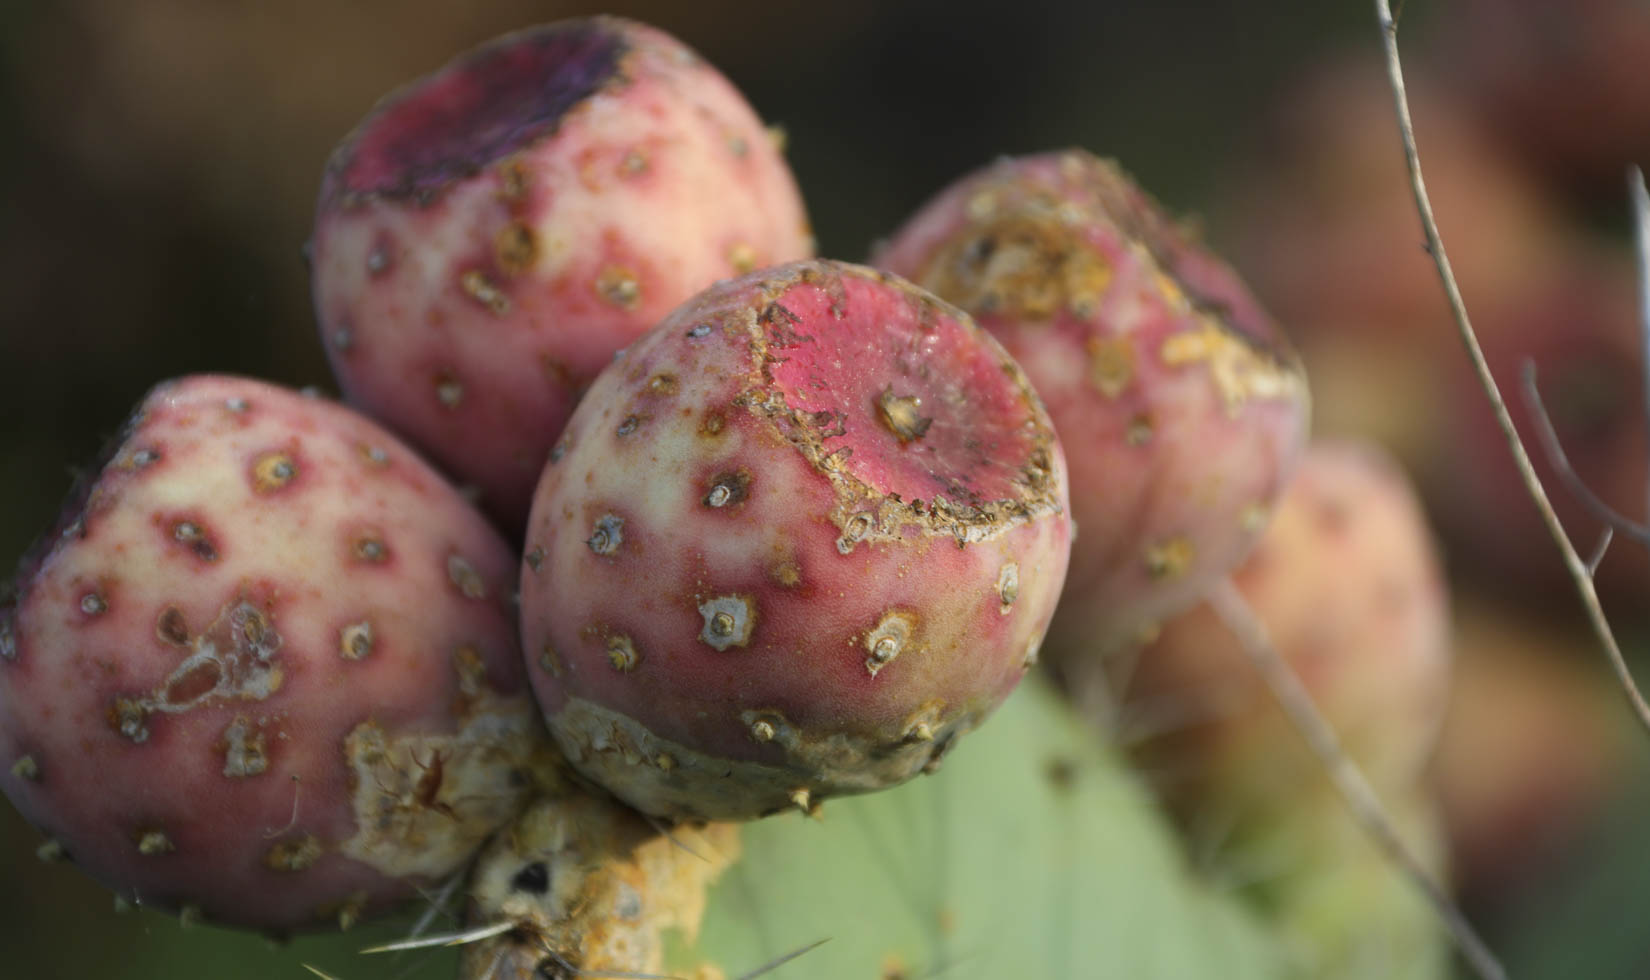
left=0, top=376, right=544, bottom=932
left=519, top=259, right=1072, bottom=821
left=311, top=16, right=814, bottom=531
left=875, top=150, right=1309, bottom=661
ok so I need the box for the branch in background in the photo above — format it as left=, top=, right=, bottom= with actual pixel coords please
left=1520, top=362, right=1650, bottom=546
left=1207, top=580, right=1506, bottom=980
left=1630, top=168, right=1650, bottom=528
left=1372, top=0, right=1650, bottom=738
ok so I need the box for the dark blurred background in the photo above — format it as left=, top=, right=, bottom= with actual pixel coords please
left=7, top=0, right=1650, bottom=976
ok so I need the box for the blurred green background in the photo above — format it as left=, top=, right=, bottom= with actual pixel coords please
left=7, top=0, right=1650, bottom=976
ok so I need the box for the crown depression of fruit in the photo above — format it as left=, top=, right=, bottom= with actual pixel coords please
left=0, top=376, right=545, bottom=932
left=520, top=259, right=1072, bottom=821
left=876, top=150, right=1309, bottom=660
left=311, top=16, right=813, bottom=531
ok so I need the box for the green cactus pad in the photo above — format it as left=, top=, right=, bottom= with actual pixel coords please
left=662, top=676, right=1285, bottom=979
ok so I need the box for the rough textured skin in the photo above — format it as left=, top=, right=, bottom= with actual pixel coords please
left=1125, top=442, right=1450, bottom=813
left=459, top=765, right=738, bottom=980
left=311, top=17, right=813, bottom=531
left=520, top=259, right=1071, bottom=821
left=875, top=150, right=1307, bottom=659
left=0, top=376, right=545, bottom=932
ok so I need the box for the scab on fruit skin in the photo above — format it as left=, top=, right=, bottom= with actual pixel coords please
left=702, top=470, right=751, bottom=509
left=264, top=834, right=324, bottom=872
left=251, top=452, right=298, bottom=493
left=136, top=830, right=175, bottom=856
left=606, top=634, right=640, bottom=672
left=587, top=514, right=624, bottom=556
left=340, top=621, right=374, bottom=661
left=995, top=562, right=1020, bottom=613
left=353, top=535, right=390, bottom=563
left=698, top=595, right=755, bottom=651
left=863, top=611, right=917, bottom=677
left=447, top=554, right=487, bottom=599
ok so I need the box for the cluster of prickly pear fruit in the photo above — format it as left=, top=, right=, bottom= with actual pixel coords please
left=0, top=13, right=1075, bottom=945
left=5, top=12, right=1480, bottom=980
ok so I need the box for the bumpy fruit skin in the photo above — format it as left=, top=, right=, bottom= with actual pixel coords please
left=311, top=17, right=813, bottom=531
left=875, top=150, right=1308, bottom=659
left=520, top=259, right=1071, bottom=821
left=1126, top=442, right=1451, bottom=812
left=0, top=376, right=545, bottom=932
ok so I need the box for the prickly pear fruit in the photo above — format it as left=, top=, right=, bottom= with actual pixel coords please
left=1125, top=441, right=1450, bottom=816
left=875, top=150, right=1308, bottom=661
left=0, top=376, right=544, bottom=932
left=311, top=17, right=813, bottom=530
left=520, top=259, right=1072, bottom=821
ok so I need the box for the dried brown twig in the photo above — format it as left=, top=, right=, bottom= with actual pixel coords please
left=1521, top=362, right=1650, bottom=547
left=1372, top=0, right=1650, bottom=739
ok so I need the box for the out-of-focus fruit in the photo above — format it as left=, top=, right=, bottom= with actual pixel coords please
left=1125, top=441, right=1451, bottom=812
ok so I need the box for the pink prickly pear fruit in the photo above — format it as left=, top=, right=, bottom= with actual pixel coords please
left=520, top=259, right=1072, bottom=821
left=311, top=17, right=813, bottom=532
left=1125, top=441, right=1450, bottom=814
left=874, top=150, right=1308, bottom=660
left=0, top=376, right=546, bottom=932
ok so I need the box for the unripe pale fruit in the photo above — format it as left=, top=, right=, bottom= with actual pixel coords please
left=0, top=376, right=545, bottom=932
left=520, top=259, right=1072, bottom=821
left=311, top=17, right=813, bottom=531
left=1126, top=441, right=1451, bottom=812
left=875, top=150, right=1308, bottom=658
